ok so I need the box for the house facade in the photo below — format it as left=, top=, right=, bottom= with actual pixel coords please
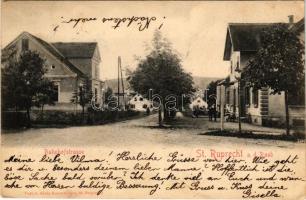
left=189, top=96, right=208, bottom=112
left=2, top=32, right=104, bottom=110
left=128, top=94, right=153, bottom=112
left=217, top=17, right=305, bottom=126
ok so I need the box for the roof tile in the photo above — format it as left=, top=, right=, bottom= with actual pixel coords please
left=52, top=42, right=97, bottom=58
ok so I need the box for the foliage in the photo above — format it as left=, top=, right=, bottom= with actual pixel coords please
left=243, top=23, right=304, bottom=95
left=33, top=79, right=57, bottom=110
left=71, top=77, right=92, bottom=115
left=104, top=86, right=113, bottom=103
left=129, top=30, right=195, bottom=105
left=205, top=79, right=222, bottom=106
left=242, top=23, right=305, bottom=135
left=1, top=50, right=56, bottom=125
left=128, top=30, right=195, bottom=123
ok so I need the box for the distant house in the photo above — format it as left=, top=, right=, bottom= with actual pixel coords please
left=218, top=16, right=304, bottom=126
left=128, top=94, right=153, bottom=112
left=189, top=96, right=208, bottom=111
left=103, top=79, right=134, bottom=110
left=2, top=32, right=104, bottom=110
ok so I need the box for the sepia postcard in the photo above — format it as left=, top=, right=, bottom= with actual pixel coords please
left=1, top=1, right=305, bottom=199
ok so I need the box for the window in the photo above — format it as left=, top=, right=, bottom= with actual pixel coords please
left=245, top=87, right=250, bottom=106
left=22, top=39, right=29, bottom=51
left=226, top=90, right=230, bottom=104
left=139, top=97, right=143, bottom=101
left=143, top=104, right=147, bottom=109
left=134, top=97, right=137, bottom=101
left=252, top=89, right=258, bottom=107
left=233, top=88, right=236, bottom=108
left=78, top=86, right=83, bottom=101
left=94, top=88, right=98, bottom=102
left=95, top=66, right=99, bottom=79
left=79, top=86, right=84, bottom=97
left=51, top=84, right=59, bottom=102
left=51, top=65, right=56, bottom=70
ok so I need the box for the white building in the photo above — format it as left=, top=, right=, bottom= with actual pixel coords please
left=189, top=97, right=208, bottom=111
left=128, top=94, right=153, bottom=112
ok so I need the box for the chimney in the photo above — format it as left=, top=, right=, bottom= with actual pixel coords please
left=288, top=15, right=294, bottom=24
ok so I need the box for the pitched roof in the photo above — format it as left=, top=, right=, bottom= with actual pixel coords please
left=223, top=23, right=284, bottom=60
left=25, top=32, right=85, bottom=76
left=291, top=17, right=304, bottom=33
left=52, top=42, right=98, bottom=59
left=223, top=18, right=304, bottom=60
left=228, top=23, right=273, bottom=52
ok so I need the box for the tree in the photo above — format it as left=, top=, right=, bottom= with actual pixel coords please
left=104, top=87, right=113, bottom=104
left=205, top=80, right=222, bottom=106
left=71, top=77, right=92, bottom=120
left=33, top=79, right=57, bottom=119
left=243, top=23, right=304, bottom=135
left=1, top=50, right=56, bottom=126
left=128, top=30, right=195, bottom=125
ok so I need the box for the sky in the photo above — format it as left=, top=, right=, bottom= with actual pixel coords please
left=2, top=1, right=304, bottom=80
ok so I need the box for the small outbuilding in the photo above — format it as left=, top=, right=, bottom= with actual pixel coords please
left=128, top=94, right=153, bottom=112
left=189, top=97, right=208, bottom=111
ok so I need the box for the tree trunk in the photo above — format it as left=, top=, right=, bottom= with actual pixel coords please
left=158, top=104, right=163, bottom=127
left=284, top=90, right=290, bottom=135
left=41, top=105, right=44, bottom=120
left=82, top=106, right=85, bottom=124
left=163, top=104, right=169, bottom=121
left=26, top=108, right=31, bottom=128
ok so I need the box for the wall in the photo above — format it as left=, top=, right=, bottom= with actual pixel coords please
left=68, top=58, right=92, bottom=77
left=68, top=46, right=102, bottom=81
left=240, top=52, right=255, bottom=69
left=289, top=105, right=305, bottom=126
left=17, top=34, right=76, bottom=78
left=246, top=89, right=263, bottom=125
left=16, top=34, right=78, bottom=104
left=92, top=47, right=101, bottom=80
left=268, top=91, right=285, bottom=119
left=69, top=46, right=102, bottom=103
left=92, top=79, right=103, bottom=103
left=229, top=51, right=240, bottom=83
left=49, top=77, right=79, bottom=103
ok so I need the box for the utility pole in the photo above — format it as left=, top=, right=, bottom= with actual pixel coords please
left=117, top=56, right=120, bottom=109
left=235, top=68, right=242, bottom=134
left=119, top=57, right=125, bottom=110
left=220, top=85, right=224, bottom=131
left=237, top=81, right=241, bottom=133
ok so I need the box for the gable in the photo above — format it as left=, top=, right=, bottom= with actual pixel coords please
left=223, top=29, right=232, bottom=61
left=223, top=23, right=275, bottom=60
left=291, top=17, right=304, bottom=33
left=52, top=42, right=101, bottom=78
left=229, top=24, right=270, bottom=51
left=2, top=32, right=84, bottom=77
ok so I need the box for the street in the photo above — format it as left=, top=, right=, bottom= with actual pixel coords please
left=1, top=114, right=303, bottom=149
